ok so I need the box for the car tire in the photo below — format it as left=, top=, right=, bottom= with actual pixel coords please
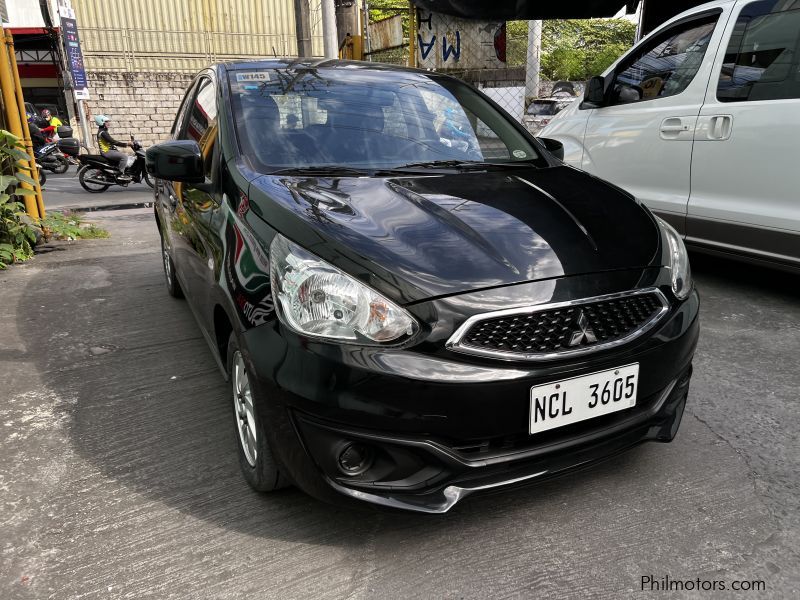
left=159, top=232, right=183, bottom=298
left=227, top=333, right=289, bottom=492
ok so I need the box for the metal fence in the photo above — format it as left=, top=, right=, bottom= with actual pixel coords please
left=362, top=5, right=593, bottom=134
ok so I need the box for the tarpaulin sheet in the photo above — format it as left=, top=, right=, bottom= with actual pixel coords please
left=410, top=1, right=637, bottom=20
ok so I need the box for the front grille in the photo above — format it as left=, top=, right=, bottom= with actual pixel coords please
left=447, top=289, right=668, bottom=361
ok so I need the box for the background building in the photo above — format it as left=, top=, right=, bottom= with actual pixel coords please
left=73, top=0, right=325, bottom=147
left=5, top=1, right=76, bottom=126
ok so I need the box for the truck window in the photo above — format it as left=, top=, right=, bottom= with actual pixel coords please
left=611, top=14, right=719, bottom=104
left=717, top=0, right=800, bottom=102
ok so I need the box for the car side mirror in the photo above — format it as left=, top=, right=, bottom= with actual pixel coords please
left=145, top=140, right=204, bottom=183
left=537, top=137, right=564, bottom=161
left=581, top=75, right=607, bottom=109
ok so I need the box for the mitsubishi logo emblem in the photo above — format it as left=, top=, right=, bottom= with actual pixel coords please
left=569, top=310, right=598, bottom=347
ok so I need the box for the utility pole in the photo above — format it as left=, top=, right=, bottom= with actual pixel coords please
left=321, top=0, right=337, bottom=59
left=293, top=0, right=313, bottom=57
left=362, top=1, right=372, bottom=57
left=524, top=20, right=542, bottom=111
left=335, top=1, right=359, bottom=48
left=0, top=31, right=44, bottom=219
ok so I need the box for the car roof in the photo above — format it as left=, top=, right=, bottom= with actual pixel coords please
left=656, top=0, right=735, bottom=30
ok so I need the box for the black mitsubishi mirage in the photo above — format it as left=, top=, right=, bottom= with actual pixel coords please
left=146, top=59, right=699, bottom=513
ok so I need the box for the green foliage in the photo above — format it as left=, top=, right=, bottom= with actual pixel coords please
left=41, top=211, right=109, bottom=241
left=0, top=130, right=37, bottom=269
left=368, top=0, right=408, bottom=23
left=507, top=18, right=637, bottom=81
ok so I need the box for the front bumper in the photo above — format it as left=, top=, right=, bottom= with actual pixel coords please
left=242, top=275, right=699, bottom=513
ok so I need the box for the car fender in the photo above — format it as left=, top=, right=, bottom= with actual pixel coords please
left=539, top=101, right=590, bottom=169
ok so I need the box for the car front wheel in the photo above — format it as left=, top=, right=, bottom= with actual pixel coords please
left=228, top=333, right=289, bottom=492
left=159, top=232, right=183, bottom=298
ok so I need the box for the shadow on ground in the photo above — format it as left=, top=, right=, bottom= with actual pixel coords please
left=14, top=235, right=660, bottom=544
left=10, top=226, right=791, bottom=597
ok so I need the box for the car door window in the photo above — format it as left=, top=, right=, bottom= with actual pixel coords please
left=180, top=77, right=219, bottom=178
left=171, top=80, right=198, bottom=139
left=717, top=0, right=800, bottom=102
left=611, top=14, right=719, bottom=104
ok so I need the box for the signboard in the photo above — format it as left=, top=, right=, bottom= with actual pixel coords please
left=417, top=9, right=506, bottom=70
left=368, top=14, right=404, bottom=53
left=58, top=1, right=89, bottom=99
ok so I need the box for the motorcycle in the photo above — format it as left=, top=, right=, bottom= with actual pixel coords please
left=34, top=142, right=70, bottom=174
left=36, top=161, right=46, bottom=186
left=77, top=137, right=154, bottom=193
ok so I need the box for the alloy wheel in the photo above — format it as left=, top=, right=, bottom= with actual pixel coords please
left=162, top=240, right=173, bottom=288
left=232, top=351, right=258, bottom=467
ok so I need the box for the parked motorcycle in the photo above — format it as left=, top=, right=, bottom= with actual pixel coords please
left=77, top=137, right=153, bottom=193
left=34, top=142, right=70, bottom=174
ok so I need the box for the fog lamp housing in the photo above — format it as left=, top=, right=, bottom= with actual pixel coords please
left=337, top=442, right=374, bottom=476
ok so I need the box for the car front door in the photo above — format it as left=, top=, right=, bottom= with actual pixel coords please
left=687, top=0, right=800, bottom=267
left=158, top=78, right=197, bottom=289
left=580, top=8, right=729, bottom=232
left=172, top=75, right=221, bottom=327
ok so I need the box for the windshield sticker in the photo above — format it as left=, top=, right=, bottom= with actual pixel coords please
left=513, top=150, right=527, bottom=158
left=236, top=72, right=271, bottom=82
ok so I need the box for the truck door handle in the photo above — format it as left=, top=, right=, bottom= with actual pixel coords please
left=708, top=115, right=733, bottom=140
left=660, top=117, right=691, bottom=139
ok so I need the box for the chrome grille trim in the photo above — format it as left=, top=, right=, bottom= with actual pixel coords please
left=445, top=288, right=670, bottom=362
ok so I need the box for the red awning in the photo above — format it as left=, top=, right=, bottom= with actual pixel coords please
left=18, top=63, right=58, bottom=78
left=7, top=27, right=51, bottom=34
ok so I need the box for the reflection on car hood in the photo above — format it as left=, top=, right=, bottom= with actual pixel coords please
left=249, top=166, right=661, bottom=304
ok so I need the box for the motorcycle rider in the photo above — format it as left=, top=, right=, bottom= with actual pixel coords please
left=94, top=115, right=131, bottom=181
left=40, top=109, right=63, bottom=138
left=28, top=119, right=47, bottom=151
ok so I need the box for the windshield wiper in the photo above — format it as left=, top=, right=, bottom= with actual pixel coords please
left=389, top=159, right=536, bottom=171
left=269, top=165, right=370, bottom=176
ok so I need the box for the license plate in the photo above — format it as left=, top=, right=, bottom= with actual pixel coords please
left=529, top=364, right=639, bottom=435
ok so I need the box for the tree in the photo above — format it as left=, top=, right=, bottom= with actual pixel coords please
left=507, top=19, right=637, bottom=81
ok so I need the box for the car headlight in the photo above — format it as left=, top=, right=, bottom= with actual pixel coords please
left=269, top=234, right=417, bottom=344
left=656, top=217, right=692, bottom=300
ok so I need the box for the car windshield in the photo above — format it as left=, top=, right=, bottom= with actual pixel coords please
left=228, top=66, right=543, bottom=171
left=528, top=101, right=558, bottom=116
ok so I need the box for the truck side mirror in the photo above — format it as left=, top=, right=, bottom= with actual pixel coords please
left=581, top=76, right=607, bottom=109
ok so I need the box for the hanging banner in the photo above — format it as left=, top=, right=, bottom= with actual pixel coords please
left=416, top=9, right=506, bottom=70
left=57, top=0, right=89, bottom=99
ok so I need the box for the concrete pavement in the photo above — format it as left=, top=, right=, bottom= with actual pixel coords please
left=1, top=177, right=799, bottom=599
left=41, top=169, right=153, bottom=212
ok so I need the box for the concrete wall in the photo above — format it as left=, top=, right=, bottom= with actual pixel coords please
left=86, top=71, right=195, bottom=149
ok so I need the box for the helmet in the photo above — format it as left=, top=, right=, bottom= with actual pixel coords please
left=94, top=115, right=110, bottom=126
left=41, top=109, right=51, bottom=119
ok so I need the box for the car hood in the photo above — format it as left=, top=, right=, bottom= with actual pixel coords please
left=248, top=166, right=661, bottom=304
